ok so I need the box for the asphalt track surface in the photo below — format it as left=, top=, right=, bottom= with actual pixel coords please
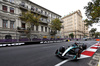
left=0, top=41, right=98, bottom=66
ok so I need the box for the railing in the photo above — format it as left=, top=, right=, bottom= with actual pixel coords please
left=3, top=0, right=8, bottom=2
left=31, top=8, right=48, bottom=18
left=40, top=18, right=48, bottom=24
left=19, top=3, right=28, bottom=10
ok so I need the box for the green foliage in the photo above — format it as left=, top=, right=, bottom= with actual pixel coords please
left=89, top=28, right=97, bottom=37
left=19, top=11, right=41, bottom=39
left=20, top=11, right=40, bottom=28
left=84, top=0, right=100, bottom=26
left=50, top=18, right=62, bottom=31
left=69, top=33, right=74, bottom=39
left=50, top=18, right=62, bottom=35
left=95, top=32, right=100, bottom=38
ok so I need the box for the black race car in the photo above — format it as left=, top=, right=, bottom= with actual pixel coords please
left=55, top=42, right=87, bottom=60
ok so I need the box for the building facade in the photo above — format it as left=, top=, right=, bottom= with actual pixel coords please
left=0, top=0, right=62, bottom=40
left=83, top=20, right=89, bottom=37
left=61, top=10, right=89, bottom=39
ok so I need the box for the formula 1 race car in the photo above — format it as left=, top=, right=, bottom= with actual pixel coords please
left=55, top=42, right=87, bottom=60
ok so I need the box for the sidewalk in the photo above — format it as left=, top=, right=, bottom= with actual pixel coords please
left=88, top=46, right=100, bottom=66
left=97, top=48, right=100, bottom=66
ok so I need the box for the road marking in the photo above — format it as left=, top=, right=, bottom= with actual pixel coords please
left=81, top=51, right=95, bottom=56
left=55, top=60, right=69, bottom=66
left=0, top=44, right=2, bottom=46
left=86, top=48, right=97, bottom=52
left=81, top=43, right=100, bottom=57
left=55, top=42, right=100, bottom=66
left=79, top=55, right=90, bottom=59
left=90, top=47, right=98, bottom=49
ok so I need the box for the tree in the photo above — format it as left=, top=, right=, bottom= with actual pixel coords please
left=84, top=0, right=100, bottom=26
left=50, top=18, right=62, bottom=35
left=95, top=32, right=100, bottom=38
left=19, top=11, right=41, bottom=39
left=89, top=28, right=97, bottom=38
left=69, top=33, right=74, bottom=39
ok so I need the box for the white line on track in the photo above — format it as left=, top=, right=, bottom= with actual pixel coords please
left=55, top=60, right=69, bottom=66
left=55, top=54, right=91, bottom=66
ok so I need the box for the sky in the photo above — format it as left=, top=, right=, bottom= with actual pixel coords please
left=30, top=0, right=100, bottom=32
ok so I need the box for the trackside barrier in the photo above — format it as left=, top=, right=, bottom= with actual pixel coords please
left=96, top=39, right=100, bottom=41
left=0, top=43, right=25, bottom=47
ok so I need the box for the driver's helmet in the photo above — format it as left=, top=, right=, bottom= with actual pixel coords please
left=73, top=42, right=78, bottom=47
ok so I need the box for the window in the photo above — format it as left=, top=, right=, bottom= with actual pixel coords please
left=36, top=8, right=38, bottom=11
left=41, top=10, right=43, bottom=14
left=2, top=5, right=7, bottom=12
left=42, top=18, right=43, bottom=21
left=49, top=28, right=50, bottom=32
left=41, top=26, right=43, bottom=32
left=21, top=2, right=25, bottom=7
left=3, top=0, right=8, bottom=2
left=10, top=0, right=14, bottom=3
left=45, top=27, right=47, bottom=32
left=38, top=9, right=41, bottom=13
left=32, top=24, right=34, bottom=30
left=10, top=21, right=14, bottom=29
left=2, top=19, right=8, bottom=28
left=86, top=28, right=88, bottom=30
left=36, top=26, right=38, bottom=31
left=31, top=6, right=34, bottom=11
left=22, top=23, right=25, bottom=29
left=10, top=7, right=14, bottom=13
left=45, top=12, right=47, bottom=15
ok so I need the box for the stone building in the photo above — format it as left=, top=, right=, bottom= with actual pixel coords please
left=61, top=10, right=89, bottom=39
left=0, top=0, right=62, bottom=40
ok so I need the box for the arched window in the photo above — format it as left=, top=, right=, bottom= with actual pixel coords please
left=5, top=35, right=12, bottom=39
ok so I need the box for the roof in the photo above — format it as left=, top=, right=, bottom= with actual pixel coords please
left=28, top=0, right=61, bottom=17
left=62, top=10, right=82, bottom=19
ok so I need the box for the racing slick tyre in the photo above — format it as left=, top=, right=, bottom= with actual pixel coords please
left=59, top=46, right=65, bottom=53
left=74, top=49, right=81, bottom=60
left=82, top=44, right=87, bottom=50
left=55, top=49, right=58, bottom=54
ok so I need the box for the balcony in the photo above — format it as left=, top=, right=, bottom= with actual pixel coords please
left=60, top=19, right=63, bottom=23
left=31, top=8, right=48, bottom=18
left=40, top=18, right=48, bottom=24
left=19, top=3, right=28, bottom=11
left=17, top=27, right=27, bottom=32
left=31, top=31, right=40, bottom=33
left=3, top=0, right=8, bottom=2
